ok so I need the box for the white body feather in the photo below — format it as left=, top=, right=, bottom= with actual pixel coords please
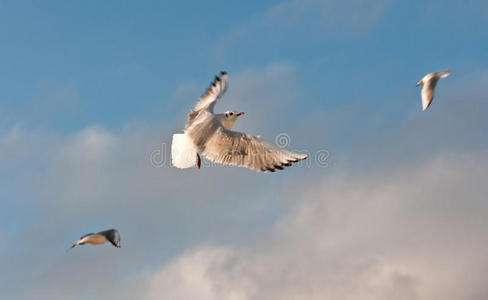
left=171, top=133, right=197, bottom=169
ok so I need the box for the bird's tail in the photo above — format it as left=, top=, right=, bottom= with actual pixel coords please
left=171, top=133, right=197, bottom=169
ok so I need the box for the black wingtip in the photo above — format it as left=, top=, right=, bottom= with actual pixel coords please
left=220, top=71, right=227, bottom=76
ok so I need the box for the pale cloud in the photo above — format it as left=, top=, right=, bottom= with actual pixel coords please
left=39, top=126, right=118, bottom=209
left=143, top=247, right=248, bottom=300
left=0, top=83, right=80, bottom=128
left=1, top=62, right=311, bottom=299
left=2, top=65, right=488, bottom=299
left=213, top=0, right=392, bottom=60
left=265, top=0, right=391, bottom=31
left=96, top=66, right=488, bottom=300
left=29, top=83, right=79, bottom=120
left=134, top=151, right=488, bottom=300
left=35, top=61, right=305, bottom=212
left=417, top=0, right=488, bottom=29
left=0, top=124, right=58, bottom=164
left=222, top=62, right=304, bottom=135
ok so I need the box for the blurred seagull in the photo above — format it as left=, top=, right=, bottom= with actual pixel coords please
left=417, top=69, right=451, bottom=111
left=69, top=229, right=121, bottom=250
left=171, top=71, right=307, bottom=172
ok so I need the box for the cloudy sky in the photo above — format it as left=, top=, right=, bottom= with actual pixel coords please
left=1, top=1, right=487, bottom=299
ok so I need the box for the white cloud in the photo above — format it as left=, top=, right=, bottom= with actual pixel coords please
left=3, top=65, right=488, bottom=300
left=1, top=62, right=312, bottom=299
left=135, top=151, right=488, bottom=300
left=143, top=247, right=249, bottom=300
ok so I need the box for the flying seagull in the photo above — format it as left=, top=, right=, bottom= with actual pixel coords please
left=69, top=229, right=121, bottom=250
left=416, top=69, right=451, bottom=111
left=171, top=71, right=307, bottom=172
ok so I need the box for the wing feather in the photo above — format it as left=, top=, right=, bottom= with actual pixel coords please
left=97, top=229, right=121, bottom=248
left=79, top=233, right=94, bottom=239
left=421, top=81, right=435, bottom=111
left=194, top=72, right=228, bottom=112
left=420, top=69, right=451, bottom=111
left=201, top=127, right=307, bottom=172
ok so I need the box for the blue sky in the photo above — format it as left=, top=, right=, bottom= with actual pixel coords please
left=1, top=0, right=486, bottom=131
left=1, top=1, right=488, bottom=299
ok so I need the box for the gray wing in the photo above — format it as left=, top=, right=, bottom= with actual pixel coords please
left=201, top=127, right=307, bottom=172
left=97, top=229, right=121, bottom=248
left=193, top=72, right=228, bottom=112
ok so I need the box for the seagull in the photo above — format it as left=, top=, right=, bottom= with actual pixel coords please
left=416, top=69, right=451, bottom=111
left=68, top=229, right=121, bottom=250
left=171, top=71, right=307, bottom=172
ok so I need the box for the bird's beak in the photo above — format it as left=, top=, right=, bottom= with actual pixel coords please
left=416, top=80, right=423, bottom=87
left=236, top=112, right=245, bottom=116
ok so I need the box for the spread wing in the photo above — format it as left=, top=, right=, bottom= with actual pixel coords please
left=201, top=127, right=307, bottom=172
left=97, top=229, right=121, bottom=248
left=194, top=72, right=228, bottom=112
left=420, top=69, right=451, bottom=111
left=421, top=80, right=436, bottom=111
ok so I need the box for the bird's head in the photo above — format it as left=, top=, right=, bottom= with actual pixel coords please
left=222, top=110, right=244, bottom=130
left=416, top=79, right=424, bottom=87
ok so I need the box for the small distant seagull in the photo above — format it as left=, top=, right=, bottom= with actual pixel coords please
left=68, top=229, right=121, bottom=251
left=171, top=71, right=307, bottom=172
left=416, top=69, right=451, bottom=111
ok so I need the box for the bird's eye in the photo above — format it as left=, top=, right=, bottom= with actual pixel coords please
left=230, top=112, right=233, bottom=116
